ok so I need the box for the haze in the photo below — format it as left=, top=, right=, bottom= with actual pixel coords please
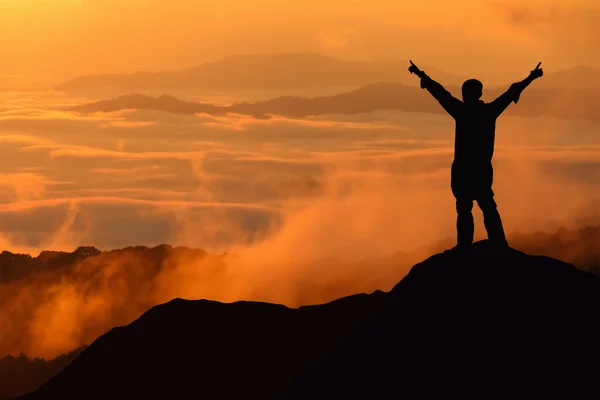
left=1, top=0, right=599, bottom=82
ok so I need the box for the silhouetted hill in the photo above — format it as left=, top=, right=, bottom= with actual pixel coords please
left=286, top=242, right=600, bottom=399
left=16, top=241, right=599, bottom=400
left=56, top=53, right=466, bottom=93
left=0, top=348, right=85, bottom=400
left=71, top=82, right=600, bottom=121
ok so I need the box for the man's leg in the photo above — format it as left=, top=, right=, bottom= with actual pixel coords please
left=456, top=198, right=475, bottom=246
left=451, top=166, right=474, bottom=247
left=477, top=191, right=508, bottom=246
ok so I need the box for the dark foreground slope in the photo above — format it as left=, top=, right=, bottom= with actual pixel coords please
left=16, top=241, right=599, bottom=399
left=285, top=241, right=600, bottom=399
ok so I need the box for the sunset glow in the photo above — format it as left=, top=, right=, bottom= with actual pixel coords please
left=0, top=0, right=598, bottom=81
left=0, top=0, right=599, bottom=366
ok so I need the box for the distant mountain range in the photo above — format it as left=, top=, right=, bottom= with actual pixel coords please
left=540, top=65, right=600, bottom=90
left=15, top=241, right=600, bottom=399
left=0, top=349, right=85, bottom=400
left=56, top=54, right=600, bottom=93
left=70, top=81, right=600, bottom=121
left=0, top=245, right=209, bottom=285
left=55, top=54, right=466, bottom=93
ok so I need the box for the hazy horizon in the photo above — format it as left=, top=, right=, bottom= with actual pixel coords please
left=1, top=0, right=599, bottom=82
left=3, top=53, right=600, bottom=93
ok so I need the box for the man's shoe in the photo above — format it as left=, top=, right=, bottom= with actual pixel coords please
left=490, top=238, right=510, bottom=248
left=451, top=242, right=472, bottom=253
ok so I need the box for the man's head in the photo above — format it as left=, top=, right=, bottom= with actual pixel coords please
left=462, top=79, right=483, bottom=103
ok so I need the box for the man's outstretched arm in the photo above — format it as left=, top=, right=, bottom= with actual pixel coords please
left=408, top=60, right=462, bottom=119
left=490, top=62, right=544, bottom=118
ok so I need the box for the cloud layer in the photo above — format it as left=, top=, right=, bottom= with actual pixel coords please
left=0, top=90, right=599, bottom=359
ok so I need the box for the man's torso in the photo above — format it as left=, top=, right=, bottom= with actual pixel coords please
left=450, top=102, right=498, bottom=192
left=452, top=101, right=497, bottom=168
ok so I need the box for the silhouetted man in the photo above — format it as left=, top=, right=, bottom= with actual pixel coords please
left=408, top=61, right=544, bottom=247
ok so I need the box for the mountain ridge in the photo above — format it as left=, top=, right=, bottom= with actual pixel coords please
left=14, top=240, right=600, bottom=399
left=69, top=81, right=600, bottom=121
left=56, top=53, right=600, bottom=94
left=56, top=53, right=467, bottom=93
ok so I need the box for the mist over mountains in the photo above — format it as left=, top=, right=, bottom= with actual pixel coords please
left=11, top=241, right=600, bottom=399
left=2, top=224, right=599, bottom=286
left=1, top=223, right=598, bottom=361
left=62, top=55, right=600, bottom=121
left=0, top=225, right=600, bottom=400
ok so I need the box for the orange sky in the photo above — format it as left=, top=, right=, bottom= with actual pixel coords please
left=0, top=0, right=599, bottom=81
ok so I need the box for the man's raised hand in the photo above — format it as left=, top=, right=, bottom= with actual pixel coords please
left=530, top=62, right=544, bottom=79
left=408, top=60, right=422, bottom=77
